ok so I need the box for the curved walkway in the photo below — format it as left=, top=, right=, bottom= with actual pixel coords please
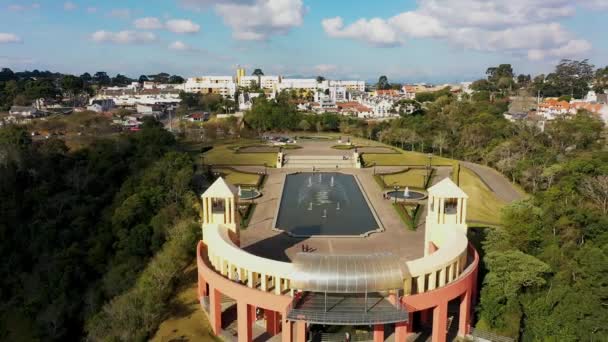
left=461, top=162, right=524, bottom=203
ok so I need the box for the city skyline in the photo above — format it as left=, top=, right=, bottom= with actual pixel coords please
left=1, top=0, right=607, bottom=83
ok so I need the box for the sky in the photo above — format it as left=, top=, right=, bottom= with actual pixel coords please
left=0, top=0, right=607, bottom=83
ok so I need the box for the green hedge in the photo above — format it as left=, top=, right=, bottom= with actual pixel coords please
left=392, top=203, right=422, bottom=230
left=239, top=203, right=257, bottom=229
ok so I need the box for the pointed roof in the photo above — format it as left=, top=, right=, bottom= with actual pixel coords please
left=427, top=177, right=468, bottom=198
left=202, top=177, right=238, bottom=198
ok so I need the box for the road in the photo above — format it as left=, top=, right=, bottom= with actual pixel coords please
left=462, top=161, right=524, bottom=202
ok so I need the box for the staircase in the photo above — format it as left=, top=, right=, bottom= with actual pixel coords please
left=283, top=155, right=356, bottom=169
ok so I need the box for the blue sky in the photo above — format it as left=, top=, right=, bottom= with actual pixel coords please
left=1, top=0, right=607, bottom=83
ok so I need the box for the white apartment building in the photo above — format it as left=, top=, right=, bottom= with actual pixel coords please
left=330, top=80, right=365, bottom=92
left=277, top=78, right=319, bottom=91
left=260, top=76, right=280, bottom=90
left=185, top=76, right=237, bottom=98
left=238, top=76, right=259, bottom=88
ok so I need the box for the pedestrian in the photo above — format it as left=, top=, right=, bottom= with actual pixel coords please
left=345, top=331, right=350, bottom=342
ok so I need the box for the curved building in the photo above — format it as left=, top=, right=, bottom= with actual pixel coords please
left=197, top=175, right=479, bottom=342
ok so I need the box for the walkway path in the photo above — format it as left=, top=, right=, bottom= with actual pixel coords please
left=461, top=162, right=524, bottom=203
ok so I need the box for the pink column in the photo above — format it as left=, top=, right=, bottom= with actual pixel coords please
left=266, top=309, right=281, bottom=336
left=281, top=319, right=292, bottom=342
left=432, top=302, right=448, bottom=342
left=395, top=322, right=407, bottom=342
left=295, top=321, right=306, bottom=342
left=237, top=303, right=253, bottom=342
left=209, top=287, right=222, bottom=335
left=198, top=276, right=207, bottom=298
left=420, top=309, right=431, bottom=325
left=458, top=290, right=471, bottom=337
left=373, top=324, right=384, bottom=342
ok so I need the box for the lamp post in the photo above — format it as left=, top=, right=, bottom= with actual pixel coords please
left=426, top=153, right=433, bottom=187
left=264, top=163, right=267, bottom=175
left=393, top=186, right=399, bottom=204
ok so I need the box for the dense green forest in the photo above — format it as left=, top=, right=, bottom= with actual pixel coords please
left=0, top=118, right=200, bottom=341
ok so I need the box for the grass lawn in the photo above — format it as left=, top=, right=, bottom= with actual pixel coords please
left=203, top=143, right=276, bottom=166
left=459, top=167, right=507, bottom=225
left=363, top=150, right=456, bottom=167
left=379, top=169, right=429, bottom=189
left=215, top=168, right=261, bottom=186
left=151, top=263, right=222, bottom=342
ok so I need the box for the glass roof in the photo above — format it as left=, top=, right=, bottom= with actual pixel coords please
left=290, top=253, right=406, bottom=293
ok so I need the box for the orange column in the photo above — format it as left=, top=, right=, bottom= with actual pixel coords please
left=458, top=290, right=471, bottom=337
left=209, top=287, right=222, bottom=335
left=373, top=324, right=384, bottom=342
left=281, top=319, right=292, bottom=342
left=295, top=321, right=306, bottom=342
left=432, top=302, right=448, bottom=342
left=266, top=309, right=281, bottom=336
left=237, top=303, right=253, bottom=342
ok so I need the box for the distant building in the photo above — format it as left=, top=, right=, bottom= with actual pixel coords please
left=185, top=76, right=237, bottom=98
left=87, top=99, right=114, bottom=113
left=9, top=106, right=42, bottom=118
left=186, top=112, right=210, bottom=122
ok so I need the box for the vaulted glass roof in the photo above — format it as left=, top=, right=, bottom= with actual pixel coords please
left=290, top=253, right=406, bottom=293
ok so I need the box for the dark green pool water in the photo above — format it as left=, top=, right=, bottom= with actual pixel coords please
left=275, top=172, right=379, bottom=236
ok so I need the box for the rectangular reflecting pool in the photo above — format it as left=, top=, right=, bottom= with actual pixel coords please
left=274, top=172, right=380, bottom=237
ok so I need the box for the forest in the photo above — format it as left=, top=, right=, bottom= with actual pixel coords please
left=0, top=118, right=200, bottom=341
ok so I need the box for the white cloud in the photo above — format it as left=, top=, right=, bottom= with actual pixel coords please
left=322, top=17, right=401, bottom=47
left=0, top=33, right=22, bottom=43
left=134, top=17, right=164, bottom=30
left=91, top=30, right=157, bottom=44
left=166, top=19, right=201, bottom=33
left=215, top=0, right=305, bottom=40
left=169, top=41, right=191, bottom=51
left=321, top=0, right=599, bottom=60
left=178, top=0, right=254, bottom=11
left=87, top=7, right=98, bottom=14
left=63, top=1, right=76, bottom=11
left=109, top=8, right=131, bottom=19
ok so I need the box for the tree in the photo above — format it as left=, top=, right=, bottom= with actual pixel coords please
left=377, top=75, right=390, bottom=90
left=93, top=71, right=111, bottom=86
left=138, top=75, right=149, bottom=84
left=111, top=74, right=131, bottom=86
left=581, top=175, right=608, bottom=214
left=298, top=119, right=311, bottom=131
left=316, top=76, right=325, bottom=83
left=486, top=64, right=514, bottom=84
left=168, top=75, right=184, bottom=84
left=252, top=69, right=264, bottom=76
left=432, top=132, right=448, bottom=156
left=79, top=72, right=92, bottom=83
left=593, top=66, right=608, bottom=93
left=61, top=75, right=84, bottom=94
left=0, top=68, right=16, bottom=82
left=548, top=59, right=595, bottom=99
